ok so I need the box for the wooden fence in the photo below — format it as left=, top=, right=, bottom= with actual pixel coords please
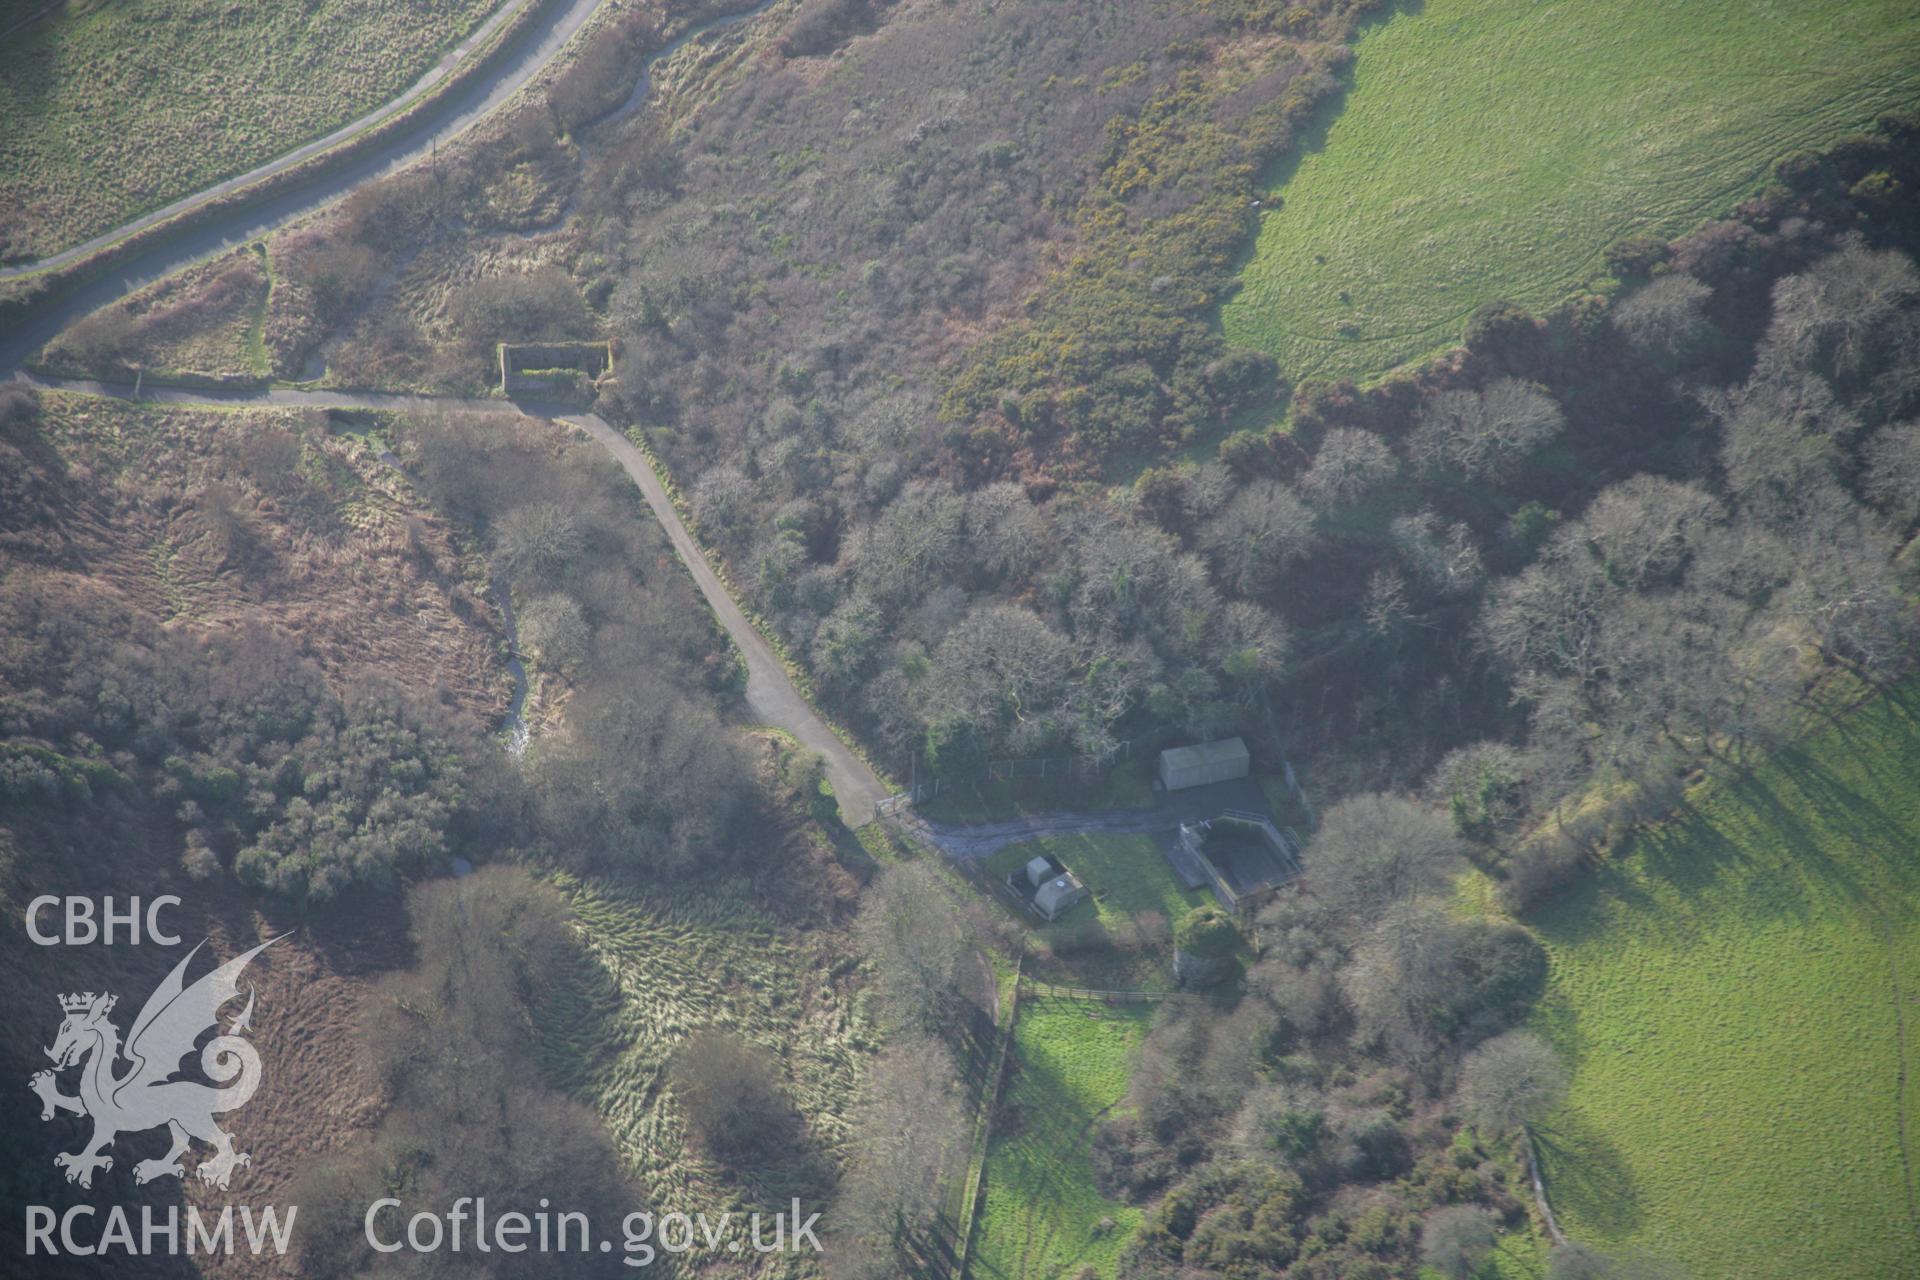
left=949, top=952, right=1022, bottom=1280
left=1017, top=978, right=1201, bottom=1005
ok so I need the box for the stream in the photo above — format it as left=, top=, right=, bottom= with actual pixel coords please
left=367, top=439, right=531, bottom=757
left=490, top=573, right=533, bottom=759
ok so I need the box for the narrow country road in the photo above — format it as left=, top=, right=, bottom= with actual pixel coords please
left=13, top=375, right=889, bottom=826
left=0, top=0, right=778, bottom=376
left=558, top=414, right=891, bottom=826
left=0, top=0, right=886, bottom=822
left=2, top=0, right=553, bottom=277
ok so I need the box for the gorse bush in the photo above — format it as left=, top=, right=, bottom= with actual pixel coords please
left=0, top=586, right=482, bottom=903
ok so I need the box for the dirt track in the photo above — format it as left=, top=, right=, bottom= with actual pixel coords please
left=14, top=375, right=891, bottom=826
left=560, top=413, right=890, bottom=825
left=0, top=0, right=887, bottom=822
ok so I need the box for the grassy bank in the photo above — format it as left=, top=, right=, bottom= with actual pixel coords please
left=1221, top=0, right=1920, bottom=385
left=974, top=1000, right=1153, bottom=1280
left=0, top=0, right=502, bottom=260
left=1529, top=684, right=1920, bottom=1277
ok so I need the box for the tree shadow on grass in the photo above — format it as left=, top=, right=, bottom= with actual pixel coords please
left=1534, top=1111, right=1642, bottom=1239
left=717, top=1114, right=840, bottom=1218
left=949, top=995, right=1003, bottom=1094
left=1765, top=748, right=1920, bottom=911
left=973, top=1018, right=1135, bottom=1280
left=1554, top=686, right=1920, bottom=952
left=1531, top=807, right=1753, bottom=955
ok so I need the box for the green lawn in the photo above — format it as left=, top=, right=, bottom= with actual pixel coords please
left=975, top=1001, right=1153, bottom=1280
left=1221, top=0, right=1920, bottom=386
left=986, top=831, right=1211, bottom=953
left=0, top=0, right=502, bottom=261
left=1528, top=686, right=1920, bottom=1277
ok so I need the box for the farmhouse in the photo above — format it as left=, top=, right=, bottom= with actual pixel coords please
left=1158, top=737, right=1250, bottom=791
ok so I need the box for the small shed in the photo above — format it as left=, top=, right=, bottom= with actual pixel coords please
left=1033, top=872, right=1090, bottom=921
left=1024, top=855, right=1056, bottom=888
left=1158, top=737, right=1250, bottom=792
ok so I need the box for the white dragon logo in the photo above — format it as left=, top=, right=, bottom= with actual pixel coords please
left=29, top=935, right=282, bottom=1191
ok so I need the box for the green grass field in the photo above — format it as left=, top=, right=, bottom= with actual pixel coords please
left=0, top=0, right=501, bottom=261
left=987, top=832, right=1211, bottom=954
left=1221, top=0, right=1920, bottom=387
left=975, top=1000, right=1154, bottom=1280
left=1529, top=686, right=1920, bottom=1277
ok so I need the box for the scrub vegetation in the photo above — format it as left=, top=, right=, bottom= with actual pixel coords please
left=38, top=245, right=273, bottom=383
left=0, top=385, right=871, bottom=1275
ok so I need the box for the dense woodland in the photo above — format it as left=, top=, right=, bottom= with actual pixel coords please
left=765, top=91, right=1920, bottom=1280
left=602, top=5, right=1920, bottom=920
left=0, top=394, right=755, bottom=899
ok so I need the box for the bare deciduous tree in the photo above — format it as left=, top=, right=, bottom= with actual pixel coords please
left=1712, top=370, right=1857, bottom=531
left=1785, top=516, right=1913, bottom=681
left=1391, top=510, right=1486, bottom=599
left=1612, top=273, right=1713, bottom=367
left=1763, top=242, right=1919, bottom=382
left=1307, top=792, right=1460, bottom=920
left=1301, top=427, right=1399, bottom=506
left=965, top=481, right=1048, bottom=581
left=519, top=593, right=589, bottom=673
left=1341, top=898, right=1460, bottom=1061
left=921, top=602, right=1074, bottom=748
left=1429, top=741, right=1527, bottom=838
left=667, top=1029, right=794, bottom=1158
left=496, top=501, right=585, bottom=578
left=691, top=463, right=757, bottom=542
left=1481, top=549, right=1613, bottom=691
left=1864, top=420, right=1920, bottom=526
left=1202, top=479, right=1316, bottom=596
left=853, top=862, right=967, bottom=1033
left=1567, top=475, right=1721, bottom=590
left=1421, top=1205, right=1498, bottom=1280
left=1410, top=378, right=1564, bottom=483
left=849, top=480, right=966, bottom=609
left=830, top=1034, right=967, bottom=1278
left=1456, top=1030, right=1568, bottom=1137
